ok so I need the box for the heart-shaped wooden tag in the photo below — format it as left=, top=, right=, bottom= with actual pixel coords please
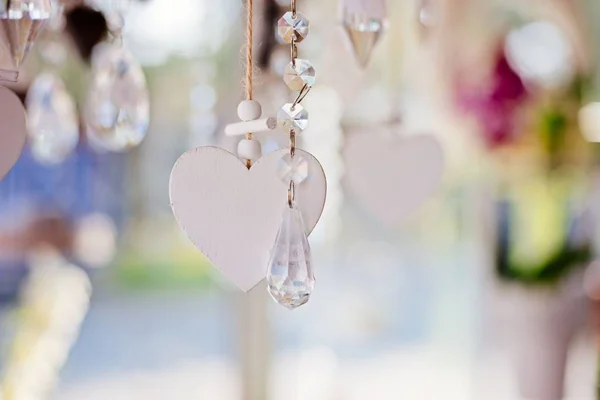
left=0, top=86, right=26, bottom=181
left=169, top=147, right=327, bottom=291
left=343, top=133, right=444, bottom=227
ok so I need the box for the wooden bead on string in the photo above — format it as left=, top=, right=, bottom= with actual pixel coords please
left=237, top=138, right=262, bottom=161
left=225, top=99, right=275, bottom=137
left=237, top=99, right=262, bottom=121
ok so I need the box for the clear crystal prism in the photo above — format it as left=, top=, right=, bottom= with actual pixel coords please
left=0, top=0, right=50, bottom=75
left=277, top=11, right=309, bottom=43
left=283, top=59, right=315, bottom=91
left=278, top=153, right=308, bottom=184
left=26, top=72, right=79, bottom=164
left=266, top=205, right=315, bottom=310
left=85, top=43, right=150, bottom=152
left=343, top=12, right=385, bottom=68
left=277, top=103, right=308, bottom=132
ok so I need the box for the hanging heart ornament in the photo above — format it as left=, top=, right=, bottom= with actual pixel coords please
left=0, top=86, right=27, bottom=181
left=343, top=132, right=444, bottom=226
left=169, top=147, right=327, bottom=291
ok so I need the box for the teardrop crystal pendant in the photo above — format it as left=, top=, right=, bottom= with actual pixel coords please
left=0, top=0, right=51, bottom=81
left=85, top=43, right=149, bottom=152
left=342, top=9, right=385, bottom=68
left=26, top=72, right=79, bottom=164
left=266, top=204, right=315, bottom=310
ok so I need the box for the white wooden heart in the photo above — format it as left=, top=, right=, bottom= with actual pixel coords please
left=343, top=133, right=444, bottom=227
left=0, top=86, right=26, bottom=181
left=170, top=147, right=327, bottom=292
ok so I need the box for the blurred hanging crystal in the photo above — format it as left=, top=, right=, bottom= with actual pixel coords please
left=0, top=0, right=51, bottom=81
left=278, top=103, right=308, bottom=132
left=38, top=0, right=67, bottom=67
left=284, top=59, right=315, bottom=91
left=418, top=0, right=435, bottom=29
left=26, top=72, right=79, bottom=164
left=85, top=43, right=149, bottom=152
left=278, top=153, right=308, bottom=184
left=341, top=0, right=386, bottom=68
left=277, top=11, right=309, bottom=43
left=266, top=205, right=315, bottom=310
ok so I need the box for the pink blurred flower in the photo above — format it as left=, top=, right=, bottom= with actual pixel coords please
left=456, top=45, right=528, bottom=148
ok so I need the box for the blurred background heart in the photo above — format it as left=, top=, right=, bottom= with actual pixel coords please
left=342, top=129, right=444, bottom=228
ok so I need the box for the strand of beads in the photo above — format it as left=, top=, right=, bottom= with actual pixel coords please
left=266, top=0, right=317, bottom=310
left=236, top=99, right=264, bottom=168
left=276, top=0, right=313, bottom=184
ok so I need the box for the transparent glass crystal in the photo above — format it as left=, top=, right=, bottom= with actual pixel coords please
left=267, top=205, right=315, bottom=310
left=85, top=43, right=149, bottom=152
left=342, top=11, right=385, bottom=68
left=277, top=103, right=308, bottom=132
left=277, top=11, right=309, bottom=43
left=278, top=153, right=308, bottom=184
left=26, top=72, right=78, bottom=164
left=283, top=59, right=315, bottom=91
left=0, top=0, right=51, bottom=81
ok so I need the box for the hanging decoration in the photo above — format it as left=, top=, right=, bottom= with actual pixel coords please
left=26, top=1, right=79, bottom=165
left=417, top=0, right=435, bottom=38
left=85, top=4, right=149, bottom=152
left=0, top=0, right=51, bottom=179
left=0, top=0, right=51, bottom=82
left=341, top=0, right=386, bottom=68
left=169, top=0, right=326, bottom=305
left=267, top=0, right=321, bottom=309
left=26, top=72, right=79, bottom=164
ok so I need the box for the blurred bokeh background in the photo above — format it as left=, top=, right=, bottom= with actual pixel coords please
left=1, top=0, right=600, bottom=399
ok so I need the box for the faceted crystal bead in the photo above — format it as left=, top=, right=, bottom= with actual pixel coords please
left=278, top=153, right=308, bottom=184
left=266, top=205, right=315, bottom=310
left=277, top=103, right=308, bottom=132
left=343, top=12, right=385, bottom=68
left=277, top=11, right=309, bottom=43
left=283, top=59, right=315, bottom=91
left=0, top=0, right=51, bottom=81
left=85, top=43, right=150, bottom=152
left=26, top=72, right=79, bottom=164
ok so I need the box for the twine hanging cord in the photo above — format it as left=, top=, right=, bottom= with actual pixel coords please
left=245, top=0, right=253, bottom=104
left=243, top=0, right=255, bottom=146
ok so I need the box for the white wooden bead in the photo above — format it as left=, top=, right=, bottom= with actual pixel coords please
left=237, top=139, right=262, bottom=161
left=237, top=100, right=262, bottom=121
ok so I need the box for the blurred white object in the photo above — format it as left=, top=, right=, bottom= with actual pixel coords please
left=505, top=21, right=575, bottom=88
left=418, top=0, right=435, bottom=29
left=73, top=213, right=117, bottom=268
left=26, top=72, right=79, bottom=164
left=340, top=0, right=386, bottom=68
left=342, top=131, right=444, bottom=227
left=1, top=249, right=91, bottom=400
left=578, top=102, right=600, bottom=143
left=85, top=42, right=149, bottom=152
left=496, top=271, right=587, bottom=400
left=125, top=0, right=216, bottom=66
